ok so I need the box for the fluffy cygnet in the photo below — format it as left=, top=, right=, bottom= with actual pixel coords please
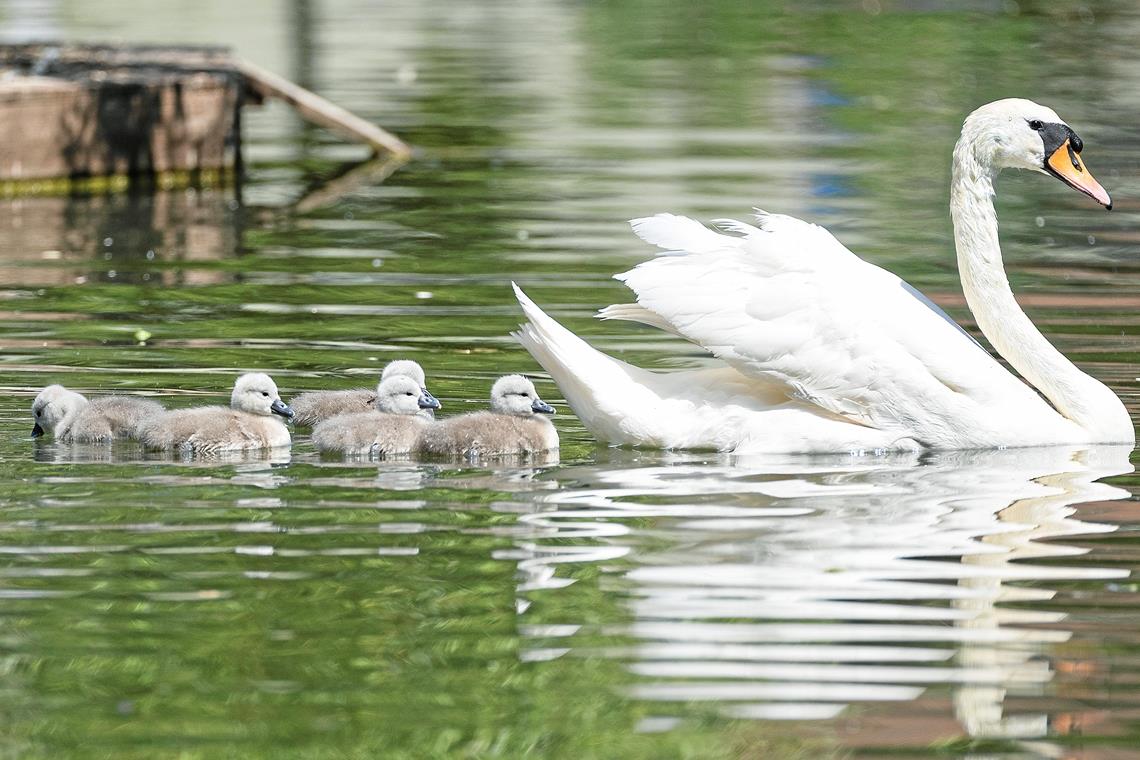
left=31, top=384, right=165, bottom=443
left=138, top=373, right=294, bottom=452
left=311, top=375, right=441, bottom=456
left=418, top=374, right=558, bottom=458
left=289, top=359, right=439, bottom=426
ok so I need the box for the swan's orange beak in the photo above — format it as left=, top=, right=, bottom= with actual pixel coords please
left=1046, top=139, right=1112, bottom=209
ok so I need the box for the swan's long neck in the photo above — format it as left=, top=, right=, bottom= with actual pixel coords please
left=950, top=140, right=1132, bottom=442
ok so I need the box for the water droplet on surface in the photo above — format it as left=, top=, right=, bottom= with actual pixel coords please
left=396, top=63, right=417, bottom=85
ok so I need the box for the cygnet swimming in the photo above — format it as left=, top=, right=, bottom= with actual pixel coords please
left=289, top=359, right=439, bottom=426
left=311, top=374, right=441, bottom=456
left=31, top=384, right=164, bottom=443
left=138, top=373, right=294, bottom=452
left=418, top=374, right=557, bottom=458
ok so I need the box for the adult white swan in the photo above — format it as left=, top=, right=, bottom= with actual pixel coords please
left=512, top=99, right=1135, bottom=454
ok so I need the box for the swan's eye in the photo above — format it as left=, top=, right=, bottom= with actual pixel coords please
left=406, top=392, right=414, bottom=396
left=1027, top=119, right=1044, bottom=131
left=261, top=392, right=269, bottom=397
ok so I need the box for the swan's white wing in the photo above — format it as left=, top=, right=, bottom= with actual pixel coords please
left=613, top=212, right=1048, bottom=443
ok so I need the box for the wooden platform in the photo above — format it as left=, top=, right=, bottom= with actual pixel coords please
left=0, top=43, right=409, bottom=189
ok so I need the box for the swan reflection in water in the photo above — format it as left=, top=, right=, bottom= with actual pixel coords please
left=514, top=445, right=1133, bottom=748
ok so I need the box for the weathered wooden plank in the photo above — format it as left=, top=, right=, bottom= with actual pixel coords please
left=237, top=58, right=411, bottom=159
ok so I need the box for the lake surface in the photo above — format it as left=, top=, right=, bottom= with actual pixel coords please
left=2, top=1, right=1140, bottom=757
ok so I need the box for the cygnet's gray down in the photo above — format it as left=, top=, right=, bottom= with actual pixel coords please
left=31, top=384, right=165, bottom=443
left=138, top=373, right=295, bottom=453
left=311, top=375, right=441, bottom=456
left=418, top=374, right=557, bottom=458
left=289, top=359, right=440, bottom=426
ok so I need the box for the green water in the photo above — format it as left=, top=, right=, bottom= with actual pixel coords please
left=2, top=1, right=1140, bottom=757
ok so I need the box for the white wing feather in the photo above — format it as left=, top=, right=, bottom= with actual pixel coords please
left=615, top=212, right=1054, bottom=446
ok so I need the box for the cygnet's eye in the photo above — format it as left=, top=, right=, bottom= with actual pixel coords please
left=1027, top=119, right=1044, bottom=131
left=261, top=392, right=269, bottom=397
left=405, top=391, right=414, bottom=396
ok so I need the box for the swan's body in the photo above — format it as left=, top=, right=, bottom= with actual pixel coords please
left=418, top=375, right=559, bottom=458
left=31, top=385, right=164, bottom=442
left=513, top=99, right=1133, bottom=454
left=139, top=373, right=295, bottom=453
left=311, top=375, right=440, bottom=456
left=290, top=360, right=439, bottom=426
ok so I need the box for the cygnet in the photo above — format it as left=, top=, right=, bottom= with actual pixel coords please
left=311, top=374, right=441, bottom=456
left=289, top=359, right=439, bottom=426
left=418, top=374, right=557, bottom=458
left=138, top=373, right=294, bottom=452
left=31, top=384, right=164, bottom=443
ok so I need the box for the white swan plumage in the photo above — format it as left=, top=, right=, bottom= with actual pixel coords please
left=513, top=99, right=1134, bottom=454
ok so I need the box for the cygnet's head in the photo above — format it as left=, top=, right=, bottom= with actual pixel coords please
left=489, top=375, right=555, bottom=417
left=381, top=359, right=440, bottom=410
left=959, top=98, right=1110, bottom=208
left=31, top=384, right=87, bottom=437
left=230, top=373, right=294, bottom=419
left=375, top=374, right=442, bottom=415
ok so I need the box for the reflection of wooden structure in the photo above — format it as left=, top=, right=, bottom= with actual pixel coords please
left=0, top=43, right=409, bottom=190
left=0, top=191, right=237, bottom=288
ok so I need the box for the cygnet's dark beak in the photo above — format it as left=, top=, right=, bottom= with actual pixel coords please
left=531, top=398, right=555, bottom=415
left=31, top=423, right=44, bottom=438
left=271, top=399, right=295, bottom=419
left=419, top=389, right=441, bottom=410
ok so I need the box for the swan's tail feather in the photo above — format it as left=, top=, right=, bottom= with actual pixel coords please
left=511, top=283, right=666, bottom=444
